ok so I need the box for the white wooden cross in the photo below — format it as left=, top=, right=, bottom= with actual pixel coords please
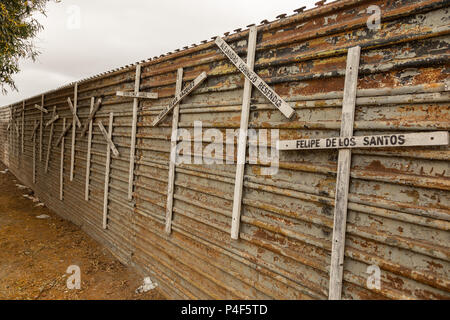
left=80, top=97, right=102, bottom=137
left=45, top=106, right=58, bottom=172
left=69, top=83, right=78, bottom=181
left=84, top=97, right=97, bottom=201
left=97, top=120, right=120, bottom=158
left=35, top=94, right=45, bottom=162
left=55, top=121, right=73, bottom=148
left=276, top=46, right=449, bottom=300
left=100, top=112, right=115, bottom=229
left=215, top=29, right=298, bottom=240
left=151, top=71, right=207, bottom=126
left=164, top=68, right=184, bottom=234
left=115, top=64, right=158, bottom=200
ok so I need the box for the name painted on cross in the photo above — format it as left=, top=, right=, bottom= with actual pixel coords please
left=215, top=36, right=295, bottom=119
left=278, top=132, right=449, bottom=150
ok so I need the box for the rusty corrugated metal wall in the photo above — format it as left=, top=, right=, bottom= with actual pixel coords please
left=1, top=0, right=449, bottom=299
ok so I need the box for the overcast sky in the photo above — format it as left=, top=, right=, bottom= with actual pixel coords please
left=1, top=0, right=317, bottom=106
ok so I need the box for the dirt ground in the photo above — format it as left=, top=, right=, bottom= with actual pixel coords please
left=0, top=162, right=165, bottom=300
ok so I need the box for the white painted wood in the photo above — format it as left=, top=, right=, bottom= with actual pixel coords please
left=152, top=71, right=207, bottom=126
left=165, top=68, right=184, bottom=234
left=102, top=112, right=114, bottom=229
left=67, top=97, right=81, bottom=128
left=215, top=36, right=296, bottom=119
left=70, top=83, right=78, bottom=181
left=127, top=64, right=142, bottom=200
left=80, top=98, right=102, bottom=137
left=329, top=46, right=360, bottom=300
left=85, top=98, right=95, bottom=201
left=21, top=101, right=24, bottom=154
left=30, top=121, right=39, bottom=141
left=45, top=106, right=57, bottom=173
left=231, top=26, right=258, bottom=240
left=278, top=131, right=450, bottom=150
left=116, top=91, right=158, bottom=99
left=60, top=118, right=66, bottom=201
left=97, top=121, right=120, bottom=158
left=45, top=114, right=60, bottom=127
left=33, top=119, right=36, bottom=184
left=39, top=95, right=44, bottom=161
left=55, top=122, right=72, bottom=147
left=34, top=104, right=48, bottom=114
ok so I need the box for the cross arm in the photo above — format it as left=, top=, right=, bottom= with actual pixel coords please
left=54, top=122, right=73, bottom=147
left=45, top=114, right=60, bottom=127
left=277, top=131, right=449, bottom=151
left=152, top=72, right=207, bottom=126
left=34, top=104, right=48, bottom=113
left=97, top=121, right=120, bottom=157
left=67, top=97, right=81, bottom=128
left=80, top=98, right=102, bottom=137
left=30, top=121, right=40, bottom=141
left=116, top=91, right=158, bottom=99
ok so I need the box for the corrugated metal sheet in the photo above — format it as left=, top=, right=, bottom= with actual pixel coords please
left=0, top=0, right=449, bottom=299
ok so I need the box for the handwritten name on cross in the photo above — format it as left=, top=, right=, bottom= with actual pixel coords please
left=152, top=71, right=207, bottom=126
left=215, top=36, right=296, bottom=119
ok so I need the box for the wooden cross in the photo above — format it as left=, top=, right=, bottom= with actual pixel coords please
left=215, top=35, right=296, bottom=119
left=215, top=30, right=298, bottom=240
left=45, top=113, right=59, bottom=127
left=80, top=97, right=102, bottom=137
left=69, top=83, right=78, bottom=181
left=276, top=46, right=449, bottom=300
left=98, top=118, right=120, bottom=158
left=34, top=103, right=48, bottom=114
left=21, top=101, right=24, bottom=155
left=101, top=112, right=115, bottom=229
left=152, top=71, right=207, bottom=126
left=30, top=121, right=40, bottom=141
left=115, top=64, right=158, bottom=200
left=67, top=97, right=81, bottom=128
left=60, top=118, right=66, bottom=201
left=85, top=97, right=96, bottom=201
left=39, top=95, right=45, bottom=161
left=32, top=119, right=37, bottom=184
left=55, top=121, right=73, bottom=147
left=165, top=68, right=184, bottom=234
left=45, top=106, right=58, bottom=173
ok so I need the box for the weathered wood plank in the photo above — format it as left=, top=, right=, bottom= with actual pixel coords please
left=33, top=119, right=36, bottom=184
left=127, top=64, right=142, bottom=200
left=97, top=121, right=120, bottom=158
left=116, top=91, right=158, bottom=99
left=329, top=46, right=361, bottom=301
left=45, top=106, right=56, bottom=173
left=45, top=114, right=60, bottom=127
left=60, top=118, right=66, bottom=201
left=165, top=67, right=184, bottom=234
left=67, top=97, right=82, bottom=128
left=85, top=98, right=95, bottom=201
left=21, top=101, right=24, bottom=154
left=55, top=122, right=72, bottom=147
left=30, top=121, right=40, bottom=141
left=34, top=103, right=48, bottom=114
left=152, top=71, right=207, bottom=126
left=102, top=112, right=114, bottom=230
left=70, top=83, right=78, bottom=181
left=39, top=95, right=44, bottom=161
left=231, top=26, right=257, bottom=240
left=278, top=132, right=450, bottom=150
left=80, top=98, right=102, bottom=137
left=215, top=36, right=296, bottom=119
